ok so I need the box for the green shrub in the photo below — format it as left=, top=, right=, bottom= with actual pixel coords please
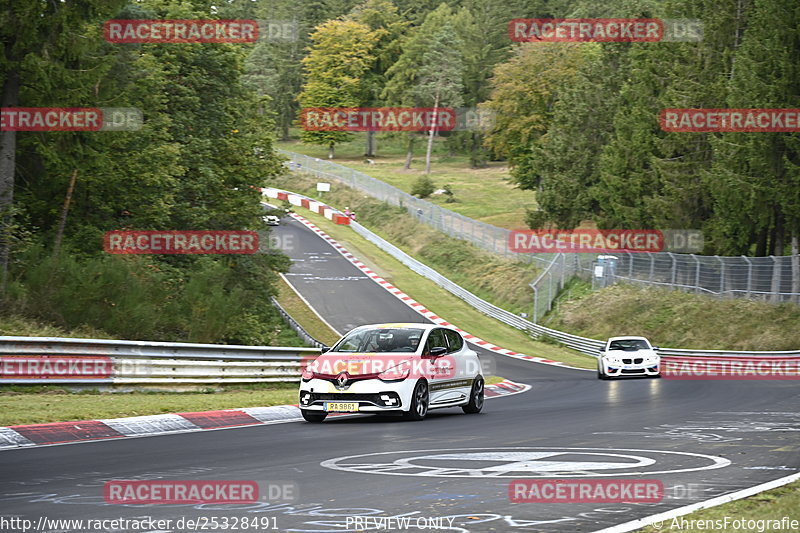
left=411, top=175, right=436, bottom=198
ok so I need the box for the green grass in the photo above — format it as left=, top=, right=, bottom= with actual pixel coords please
left=275, top=132, right=534, bottom=229
left=289, top=205, right=596, bottom=369
left=0, top=314, right=114, bottom=339
left=545, top=281, right=800, bottom=351
left=638, top=480, right=800, bottom=533
left=0, top=383, right=300, bottom=426
left=275, top=275, right=340, bottom=346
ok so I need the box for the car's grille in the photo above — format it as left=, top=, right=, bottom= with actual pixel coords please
left=622, top=358, right=644, bottom=364
left=313, top=393, right=383, bottom=402
left=621, top=369, right=646, bottom=374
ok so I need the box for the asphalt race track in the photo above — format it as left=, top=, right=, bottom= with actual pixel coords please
left=0, top=215, right=798, bottom=533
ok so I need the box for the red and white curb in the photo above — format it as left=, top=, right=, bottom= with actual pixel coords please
left=287, top=210, right=587, bottom=371
left=0, top=381, right=526, bottom=450
left=484, top=379, right=531, bottom=398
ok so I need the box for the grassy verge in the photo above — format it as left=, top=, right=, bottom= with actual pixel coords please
left=288, top=205, right=595, bottom=369
left=545, top=280, right=800, bottom=351
left=275, top=133, right=533, bottom=229
left=0, top=383, right=300, bottom=426
left=275, top=275, right=340, bottom=346
left=638, top=479, right=800, bottom=533
left=0, top=314, right=114, bottom=339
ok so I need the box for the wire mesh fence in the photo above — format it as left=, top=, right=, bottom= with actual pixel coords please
left=278, top=149, right=800, bottom=317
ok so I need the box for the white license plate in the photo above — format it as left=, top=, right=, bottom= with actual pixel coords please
left=325, top=402, right=359, bottom=412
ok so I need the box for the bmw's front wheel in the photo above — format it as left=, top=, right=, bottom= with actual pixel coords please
left=404, top=380, right=429, bottom=421
left=462, top=377, right=484, bottom=414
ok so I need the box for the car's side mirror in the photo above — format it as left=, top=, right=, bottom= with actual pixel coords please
left=426, top=346, right=447, bottom=357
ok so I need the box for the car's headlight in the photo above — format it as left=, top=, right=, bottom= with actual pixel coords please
left=378, top=363, right=410, bottom=382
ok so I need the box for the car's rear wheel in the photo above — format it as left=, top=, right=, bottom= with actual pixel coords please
left=301, top=410, right=327, bottom=423
left=462, top=377, right=484, bottom=414
left=404, top=380, right=429, bottom=421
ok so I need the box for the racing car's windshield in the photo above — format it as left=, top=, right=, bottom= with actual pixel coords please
left=609, top=339, right=651, bottom=351
left=332, top=328, right=424, bottom=353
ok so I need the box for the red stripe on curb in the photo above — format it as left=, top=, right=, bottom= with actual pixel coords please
left=11, top=420, right=123, bottom=445
left=178, top=410, right=261, bottom=429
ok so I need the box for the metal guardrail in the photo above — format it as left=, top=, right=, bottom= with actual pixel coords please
left=265, top=187, right=799, bottom=359
left=0, top=336, right=320, bottom=384
left=271, top=297, right=329, bottom=350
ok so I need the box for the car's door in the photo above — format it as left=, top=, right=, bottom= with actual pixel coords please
left=425, top=328, right=469, bottom=405
left=443, top=328, right=475, bottom=401
left=423, top=328, right=453, bottom=405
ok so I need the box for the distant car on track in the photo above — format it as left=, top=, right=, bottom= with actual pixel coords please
left=597, top=336, right=660, bottom=379
left=263, top=214, right=281, bottom=226
left=299, top=323, right=484, bottom=422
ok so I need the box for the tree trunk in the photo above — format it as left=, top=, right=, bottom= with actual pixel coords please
left=53, top=169, right=79, bottom=256
left=404, top=133, right=414, bottom=169
left=0, top=57, right=20, bottom=295
left=791, top=220, right=799, bottom=303
left=365, top=130, right=376, bottom=158
left=425, top=89, right=440, bottom=175
left=755, top=226, right=768, bottom=256
left=328, top=143, right=334, bottom=160
left=770, top=210, right=784, bottom=302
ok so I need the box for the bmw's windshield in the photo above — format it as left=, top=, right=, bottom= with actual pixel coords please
left=609, top=339, right=650, bottom=351
left=332, top=328, right=424, bottom=353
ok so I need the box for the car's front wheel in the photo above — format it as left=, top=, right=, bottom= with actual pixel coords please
left=404, top=380, right=429, bottom=421
left=301, top=410, right=327, bottom=423
left=597, top=365, right=608, bottom=380
left=462, top=377, right=484, bottom=414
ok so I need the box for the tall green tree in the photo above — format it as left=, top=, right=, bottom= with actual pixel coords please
left=347, top=0, right=409, bottom=157
left=297, top=19, right=378, bottom=158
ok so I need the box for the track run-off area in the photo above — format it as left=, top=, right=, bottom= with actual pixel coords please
left=0, top=212, right=798, bottom=533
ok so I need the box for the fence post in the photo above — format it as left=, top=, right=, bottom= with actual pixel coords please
left=669, top=252, right=677, bottom=289
left=743, top=255, right=752, bottom=298
left=717, top=256, right=724, bottom=295
left=694, top=254, right=701, bottom=294
left=532, top=285, right=538, bottom=323
left=649, top=254, right=655, bottom=283
left=629, top=251, right=634, bottom=278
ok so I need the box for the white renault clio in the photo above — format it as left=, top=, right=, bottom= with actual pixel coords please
left=299, top=323, right=484, bottom=422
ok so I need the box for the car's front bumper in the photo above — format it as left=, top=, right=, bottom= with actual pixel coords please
left=299, top=377, right=414, bottom=413
left=601, top=361, right=660, bottom=377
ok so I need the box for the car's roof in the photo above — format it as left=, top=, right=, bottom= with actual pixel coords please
left=352, top=323, right=442, bottom=331
left=607, top=336, right=650, bottom=342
